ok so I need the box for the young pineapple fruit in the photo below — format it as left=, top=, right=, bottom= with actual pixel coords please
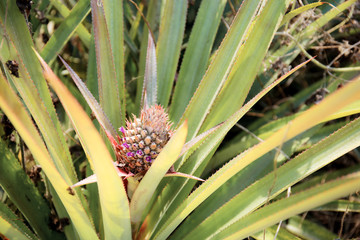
left=115, top=105, right=173, bottom=175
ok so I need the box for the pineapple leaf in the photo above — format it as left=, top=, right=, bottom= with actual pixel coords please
left=169, top=0, right=227, bottom=122
left=284, top=216, right=338, bottom=240
left=280, top=2, right=325, bottom=27
left=36, top=51, right=131, bottom=240
left=142, top=57, right=313, bottom=239
left=0, top=67, right=98, bottom=240
left=214, top=172, right=360, bottom=239
left=179, top=122, right=223, bottom=158
left=103, top=0, right=126, bottom=121
left=313, top=199, right=360, bottom=212
left=91, top=0, right=123, bottom=128
left=156, top=0, right=187, bottom=107
left=71, top=167, right=129, bottom=188
left=178, top=0, right=262, bottom=140
left=135, top=0, right=162, bottom=113
left=177, top=116, right=360, bottom=239
left=200, top=0, right=291, bottom=132
left=0, top=202, right=38, bottom=240
left=60, top=56, right=118, bottom=139
left=0, top=138, right=64, bottom=240
left=321, top=100, right=360, bottom=123
left=252, top=225, right=302, bottom=240
left=130, top=120, right=188, bottom=228
left=50, top=0, right=91, bottom=48
left=164, top=171, right=204, bottom=182
left=40, top=0, right=90, bottom=64
left=141, top=32, right=157, bottom=108
left=0, top=0, right=77, bottom=186
left=153, top=74, right=360, bottom=240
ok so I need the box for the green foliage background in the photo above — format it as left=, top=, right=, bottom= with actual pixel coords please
left=0, top=0, right=360, bottom=239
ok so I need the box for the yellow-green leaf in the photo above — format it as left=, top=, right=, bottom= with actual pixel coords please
left=0, top=70, right=98, bottom=240
left=130, top=121, right=188, bottom=228
left=36, top=52, right=131, bottom=240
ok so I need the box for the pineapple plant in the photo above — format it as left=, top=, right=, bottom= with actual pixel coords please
left=0, top=0, right=360, bottom=239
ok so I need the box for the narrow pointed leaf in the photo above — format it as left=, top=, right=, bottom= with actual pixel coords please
left=135, top=0, right=161, bottom=113
left=0, top=220, right=34, bottom=240
left=321, top=100, right=360, bottom=123
left=103, top=0, right=126, bottom=121
left=200, top=0, right=291, bottom=132
left=153, top=75, right=360, bottom=239
left=0, top=139, right=64, bottom=240
left=0, top=203, right=37, bottom=240
left=0, top=71, right=98, bottom=240
left=36, top=52, right=131, bottom=240
left=179, top=116, right=360, bottom=240
left=215, top=172, right=360, bottom=239
left=86, top=30, right=99, bottom=102
left=72, top=162, right=130, bottom=188
left=71, top=174, right=99, bottom=188
left=60, top=57, right=117, bottom=139
left=0, top=0, right=77, bottom=186
left=41, top=0, right=91, bottom=64
left=91, top=0, right=123, bottom=128
left=179, top=122, right=223, bottom=158
left=170, top=0, right=227, bottom=122
left=130, top=121, right=188, bottom=225
left=144, top=58, right=313, bottom=238
left=285, top=216, right=338, bottom=240
left=50, top=0, right=91, bottom=48
left=252, top=225, right=302, bottom=240
left=274, top=165, right=360, bottom=201
left=157, top=0, right=187, bottom=106
left=313, top=199, right=360, bottom=212
left=142, top=32, right=157, bottom=107
left=165, top=172, right=204, bottom=182
left=280, top=2, right=325, bottom=26
left=0, top=13, right=91, bottom=231
left=71, top=170, right=129, bottom=188
left=178, top=0, right=262, bottom=140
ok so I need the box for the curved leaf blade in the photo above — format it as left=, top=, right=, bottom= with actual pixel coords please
left=280, top=2, right=325, bottom=26
left=141, top=33, right=157, bottom=107
left=144, top=57, right=311, bottom=239
left=170, top=0, right=227, bottom=122
left=285, top=216, right=338, bottom=240
left=91, top=0, right=123, bottom=128
left=41, top=0, right=91, bottom=64
left=0, top=202, right=38, bottom=240
left=181, top=116, right=360, bottom=239
left=0, top=139, right=64, bottom=240
left=50, top=0, right=91, bottom=48
left=60, top=57, right=117, bottom=139
left=153, top=75, right=360, bottom=240
left=135, top=0, right=161, bottom=113
left=178, top=0, right=262, bottom=140
left=313, top=199, right=360, bottom=212
left=130, top=121, right=188, bottom=227
left=157, top=0, right=187, bottom=106
left=36, top=52, right=131, bottom=240
left=0, top=70, right=98, bottom=240
left=216, top=172, right=360, bottom=239
left=201, top=0, right=291, bottom=132
left=144, top=58, right=312, bottom=238
left=103, top=0, right=126, bottom=122
left=0, top=0, right=77, bottom=186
